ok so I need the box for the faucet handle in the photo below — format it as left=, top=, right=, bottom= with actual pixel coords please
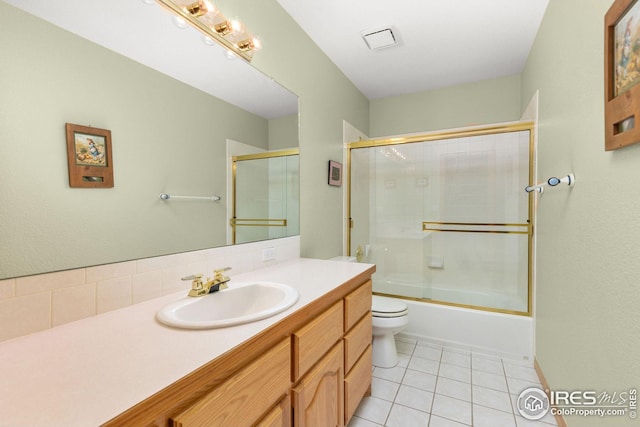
left=212, top=267, right=231, bottom=290
left=213, top=267, right=231, bottom=280
left=184, top=274, right=207, bottom=297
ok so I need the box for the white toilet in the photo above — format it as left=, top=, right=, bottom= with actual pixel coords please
left=371, top=295, right=409, bottom=368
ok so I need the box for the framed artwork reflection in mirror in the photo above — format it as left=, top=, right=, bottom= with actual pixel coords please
left=65, top=123, right=114, bottom=187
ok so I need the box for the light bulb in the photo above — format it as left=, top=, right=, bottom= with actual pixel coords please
left=251, top=36, right=262, bottom=51
left=201, top=35, right=216, bottom=46
left=229, top=18, right=243, bottom=34
left=172, top=15, right=188, bottom=29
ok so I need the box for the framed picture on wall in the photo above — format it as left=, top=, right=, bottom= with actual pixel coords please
left=605, top=0, right=640, bottom=150
left=65, top=123, right=114, bottom=188
left=328, top=160, right=342, bottom=186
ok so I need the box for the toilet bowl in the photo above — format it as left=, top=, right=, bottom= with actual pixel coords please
left=371, top=295, right=409, bottom=368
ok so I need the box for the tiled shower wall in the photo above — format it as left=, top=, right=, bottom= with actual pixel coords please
left=0, top=236, right=299, bottom=343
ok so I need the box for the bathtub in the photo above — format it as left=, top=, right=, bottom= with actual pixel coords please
left=374, top=278, right=534, bottom=362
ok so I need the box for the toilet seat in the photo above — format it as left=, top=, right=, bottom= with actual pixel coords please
left=372, top=295, right=408, bottom=318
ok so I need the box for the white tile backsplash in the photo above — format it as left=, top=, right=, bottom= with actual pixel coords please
left=0, top=292, right=50, bottom=342
left=0, top=279, right=15, bottom=300
left=0, top=236, right=300, bottom=342
left=52, top=283, right=97, bottom=327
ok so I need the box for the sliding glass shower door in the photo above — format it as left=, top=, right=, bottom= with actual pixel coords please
left=349, top=124, right=533, bottom=315
left=232, top=150, right=299, bottom=244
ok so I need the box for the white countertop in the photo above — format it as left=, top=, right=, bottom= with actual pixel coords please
left=0, top=258, right=374, bottom=427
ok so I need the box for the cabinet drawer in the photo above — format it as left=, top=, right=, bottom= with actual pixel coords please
left=344, top=345, right=372, bottom=425
left=292, top=300, right=343, bottom=381
left=171, top=339, right=290, bottom=427
left=344, top=280, right=372, bottom=332
left=343, top=312, right=372, bottom=373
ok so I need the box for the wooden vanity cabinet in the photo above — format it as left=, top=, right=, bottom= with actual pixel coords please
left=290, top=280, right=373, bottom=427
left=102, top=269, right=375, bottom=427
left=171, top=338, right=291, bottom=427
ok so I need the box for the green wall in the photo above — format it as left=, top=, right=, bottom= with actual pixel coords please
left=522, top=1, right=640, bottom=425
left=370, top=74, right=522, bottom=137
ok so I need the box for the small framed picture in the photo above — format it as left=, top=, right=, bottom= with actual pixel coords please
left=605, top=0, right=640, bottom=150
left=65, top=123, right=114, bottom=188
left=328, top=160, right=342, bottom=187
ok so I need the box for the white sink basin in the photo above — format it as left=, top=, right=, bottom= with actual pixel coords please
left=156, top=281, right=299, bottom=329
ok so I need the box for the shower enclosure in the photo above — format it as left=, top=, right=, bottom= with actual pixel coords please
left=231, top=149, right=299, bottom=244
left=348, top=123, right=534, bottom=315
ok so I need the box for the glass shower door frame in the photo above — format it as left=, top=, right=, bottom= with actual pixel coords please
left=346, top=122, right=536, bottom=316
left=231, top=148, right=299, bottom=244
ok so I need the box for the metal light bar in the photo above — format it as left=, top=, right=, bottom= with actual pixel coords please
left=155, top=0, right=254, bottom=62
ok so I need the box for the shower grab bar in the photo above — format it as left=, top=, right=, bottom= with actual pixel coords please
left=422, top=221, right=530, bottom=235
left=159, top=193, right=221, bottom=201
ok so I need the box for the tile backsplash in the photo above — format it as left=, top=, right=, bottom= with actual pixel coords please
left=0, top=236, right=299, bottom=343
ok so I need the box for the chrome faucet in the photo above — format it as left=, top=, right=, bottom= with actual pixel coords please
left=182, top=267, right=231, bottom=297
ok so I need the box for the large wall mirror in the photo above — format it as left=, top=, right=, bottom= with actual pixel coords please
left=0, top=0, right=299, bottom=279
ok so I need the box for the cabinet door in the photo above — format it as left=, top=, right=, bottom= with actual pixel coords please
left=292, top=342, right=344, bottom=427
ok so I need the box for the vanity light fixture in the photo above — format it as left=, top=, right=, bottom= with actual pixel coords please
left=153, top=0, right=261, bottom=62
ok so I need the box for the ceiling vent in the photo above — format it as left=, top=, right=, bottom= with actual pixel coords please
left=362, top=28, right=397, bottom=50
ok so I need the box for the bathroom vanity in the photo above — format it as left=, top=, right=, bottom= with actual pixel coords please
left=0, top=259, right=374, bottom=427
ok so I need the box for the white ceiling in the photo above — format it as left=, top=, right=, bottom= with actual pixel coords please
left=276, top=0, right=550, bottom=100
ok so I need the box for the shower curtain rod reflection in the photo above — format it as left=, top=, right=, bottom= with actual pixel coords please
left=158, top=193, right=221, bottom=201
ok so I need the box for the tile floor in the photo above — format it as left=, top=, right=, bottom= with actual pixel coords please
left=348, top=336, right=559, bottom=427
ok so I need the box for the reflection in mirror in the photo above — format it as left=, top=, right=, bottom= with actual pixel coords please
left=0, top=0, right=299, bottom=279
left=232, top=150, right=300, bottom=244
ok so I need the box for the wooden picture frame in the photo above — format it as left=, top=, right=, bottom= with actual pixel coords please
left=605, top=0, right=640, bottom=150
left=65, top=123, right=114, bottom=188
left=328, top=160, right=342, bottom=187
